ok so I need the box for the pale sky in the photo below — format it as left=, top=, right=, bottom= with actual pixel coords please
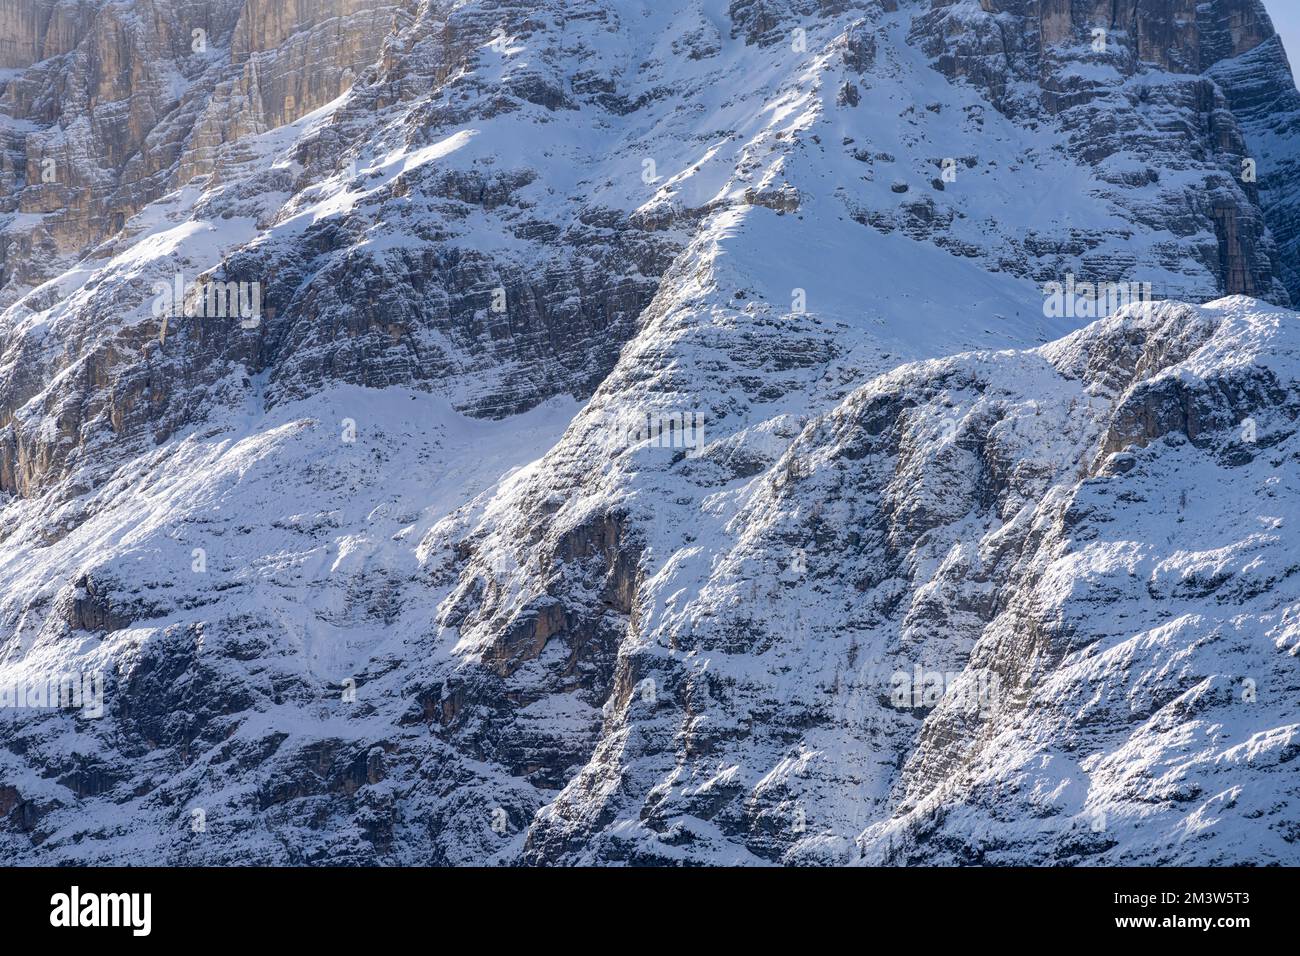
left=1265, top=0, right=1300, bottom=74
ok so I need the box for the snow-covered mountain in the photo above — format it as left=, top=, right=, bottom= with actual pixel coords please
left=0, top=0, right=1297, bottom=864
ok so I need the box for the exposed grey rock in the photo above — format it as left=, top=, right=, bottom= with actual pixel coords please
left=1, top=0, right=1298, bottom=867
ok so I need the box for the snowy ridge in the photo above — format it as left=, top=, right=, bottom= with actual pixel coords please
left=449, top=289, right=1300, bottom=865
left=0, top=0, right=1298, bottom=864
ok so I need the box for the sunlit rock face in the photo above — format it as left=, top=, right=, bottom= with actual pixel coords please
left=0, top=0, right=395, bottom=301
left=0, top=0, right=1297, bottom=865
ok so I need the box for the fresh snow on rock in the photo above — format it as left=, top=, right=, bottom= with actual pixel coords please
left=0, top=0, right=1297, bottom=865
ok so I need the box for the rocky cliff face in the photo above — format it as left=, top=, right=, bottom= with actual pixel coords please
left=0, top=0, right=398, bottom=297
left=0, top=0, right=1297, bottom=864
left=910, top=0, right=1296, bottom=302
